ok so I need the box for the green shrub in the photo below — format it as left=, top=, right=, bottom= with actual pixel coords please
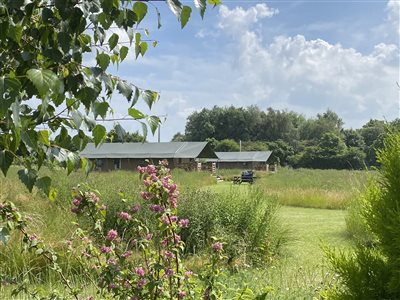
left=325, top=131, right=400, bottom=299
left=178, top=187, right=287, bottom=265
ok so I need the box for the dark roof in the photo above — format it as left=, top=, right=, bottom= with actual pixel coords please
left=80, top=142, right=218, bottom=159
left=213, top=151, right=273, bottom=162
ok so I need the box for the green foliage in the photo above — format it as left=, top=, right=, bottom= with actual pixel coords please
left=325, top=131, right=400, bottom=299
left=0, top=0, right=215, bottom=195
left=214, top=139, right=240, bottom=152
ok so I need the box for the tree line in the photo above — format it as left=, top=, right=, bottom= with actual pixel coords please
left=172, top=106, right=399, bottom=169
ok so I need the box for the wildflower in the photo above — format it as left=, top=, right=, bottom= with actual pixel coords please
left=160, top=239, right=169, bottom=247
left=137, top=166, right=145, bottom=174
left=100, top=245, right=112, bottom=254
left=178, top=219, right=189, bottom=228
left=107, top=259, right=117, bottom=266
left=169, top=197, right=178, bottom=208
left=137, top=279, right=146, bottom=288
left=108, top=282, right=117, bottom=289
left=165, top=267, right=174, bottom=277
left=178, top=291, right=186, bottom=299
left=87, top=192, right=99, bottom=203
left=106, top=229, right=118, bottom=241
left=72, top=197, right=81, bottom=206
left=146, top=165, right=156, bottom=174
left=119, top=211, right=131, bottom=221
left=121, top=251, right=132, bottom=258
left=164, top=251, right=175, bottom=259
left=131, top=239, right=138, bottom=247
left=135, top=267, right=145, bottom=277
left=169, top=183, right=177, bottom=194
left=143, top=179, right=151, bottom=187
left=160, top=159, right=169, bottom=166
left=174, top=234, right=181, bottom=244
left=131, top=204, right=141, bottom=213
left=140, top=191, right=151, bottom=200
left=212, top=242, right=223, bottom=253
left=145, top=233, right=153, bottom=240
left=123, top=281, right=130, bottom=288
left=185, top=270, right=193, bottom=278
left=149, top=204, right=164, bottom=213
left=100, top=204, right=107, bottom=211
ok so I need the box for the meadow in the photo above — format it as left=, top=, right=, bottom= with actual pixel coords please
left=0, top=166, right=371, bottom=299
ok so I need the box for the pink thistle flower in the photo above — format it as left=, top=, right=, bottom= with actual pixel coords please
left=145, top=233, right=153, bottom=240
left=165, top=267, right=174, bottom=277
left=212, top=242, right=223, bottom=253
left=160, top=159, right=169, bottom=166
left=143, top=180, right=151, bottom=187
left=135, top=267, right=145, bottom=277
left=121, top=251, right=132, bottom=258
left=150, top=173, right=158, bottom=182
left=160, top=239, right=169, bottom=247
left=169, top=197, right=178, bottom=209
left=72, top=197, right=81, bottom=206
left=174, top=234, right=181, bottom=245
left=169, top=184, right=177, bottom=194
left=100, top=245, right=112, bottom=254
left=137, top=166, right=145, bottom=174
left=149, top=204, right=164, bottom=213
left=164, top=251, right=175, bottom=259
left=106, top=229, right=118, bottom=241
left=178, top=219, right=189, bottom=228
left=146, top=165, right=156, bottom=174
left=140, top=191, right=151, bottom=200
left=137, top=279, right=146, bottom=288
left=131, top=204, right=141, bottom=213
left=178, top=291, right=186, bottom=299
left=119, top=211, right=131, bottom=221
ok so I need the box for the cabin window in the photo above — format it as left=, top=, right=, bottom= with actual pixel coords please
left=114, top=159, right=121, bottom=170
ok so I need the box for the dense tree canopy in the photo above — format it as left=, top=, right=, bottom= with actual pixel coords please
left=178, top=105, right=398, bottom=170
left=0, top=0, right=217, bottom=195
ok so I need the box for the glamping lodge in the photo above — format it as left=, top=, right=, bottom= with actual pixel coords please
left=80, top=142, right=218, bottom=171
left=211, top=151, right=273, bottom=170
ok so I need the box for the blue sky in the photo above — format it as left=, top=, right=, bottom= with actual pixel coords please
left=104, top=0, right=400, bottom=142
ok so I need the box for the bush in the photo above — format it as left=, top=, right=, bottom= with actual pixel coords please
left=178, top=187, right=287, bottom=266
left=324, top=131, right=400, bottom=299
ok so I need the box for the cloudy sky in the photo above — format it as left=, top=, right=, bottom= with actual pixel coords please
left=105, top=0, right=400, bottom=142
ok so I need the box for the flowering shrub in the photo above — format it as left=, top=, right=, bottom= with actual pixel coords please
left=1, top=161, right=228, bottom=299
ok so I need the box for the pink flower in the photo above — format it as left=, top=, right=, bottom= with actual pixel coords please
left=119, top=211, right=131, bottom=221
left=212, top=242, right=223, bottom=253
left=185, top=270, right=193, bottom=278
left=106, top=229, right=118, bottom=241
left=169, top=184, right=177, bottom=194
left=150, top=173, right=158, bottom=182
left=70, top=207, right=80, bottom=214
left=108, top=282, right=117, bottom=289
left=135, top=267, right=145, bottom=277
left=137, top=166, right=145, bottom=174
left=178, top=291, right=186, bottom=299
left=178, top=219, right=189, bottom=228
left=165, top=267, right=174, bottom=277
left=107, top=259, right=117, bottom=266
left=140, top=191, right=151, bottom=200
left=145, top=233, right=153, bottom=241
left=137, top=279, right=146, bottom=288
left=100, top=245, right=112, bottom=254
left=123, top=281, right=130, bottom=288
left=164, top=251, right=175, bottom=259
left=149, top=205, right=164, bottom=213
left=121, top=251, right=132, bottom=258
left=169, top=197, right=178, bottom=209
left=72, top=197, right=81, bottom=206
left=174, top=234, right=181, bottom=245
left=131, top=204, right=141, bottom=213
left=131, top=239, right=138, bottom=247
left=143, top=180, right=151, bottom=187
left=87, top=192, right=99, bottom=203
left=146, top=165, right=156, bottom=174
left=100, top=204, right=107, bottom=211
left=160, top=239, right=169, bottom=247
left=160, top=159, right=169, bottom=166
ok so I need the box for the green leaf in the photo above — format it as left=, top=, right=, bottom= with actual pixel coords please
left=96, top=53, right=110, bottom=71
left=207, top=0, right=221, bottom=6
left=71, top=109, right=83, bottom=129
left=93, top=124, right=106, bottom=146
left=147, top=115, right=161, bottom=135
left=67, top=152, right=80, bottom=175
left=120, top=46, right=129, bottom=61
left=140, top=42, right=148, bottom=56
left=108, top=33, right=119, bottom=50
left=35, top=176, right=52, bottom=196
left=0, top=150, right=14, bottom=176
left=140, top=121, right=148, bottom=140
left=26, top=69, right=60, bottom=98
left=141, top=90, right=158, bottom=109
left=0, top=227, right=10, bottom=245
left=92, top=102, right=109, bottom=119
left=133, top=2, right=148, bottom=24
left=18, top=168, right=38, bottom=192
left=38, top=130, right=50, bottom=147
left=21, top=130, right=38, bottom=151
left=166, top=0, right=182, bottom=19
left=114, top=123, right=126, bottom=141
left=181, top=6, right=192, bottom=28
left=128, top=108, right=145, bottom=120
left=116, top=80, right=133, bottom=101
left=194, top=0, right=207, bottom=18
left=7, top=23, right=22, bottom=44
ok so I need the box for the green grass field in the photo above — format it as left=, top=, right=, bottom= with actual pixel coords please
left=0, top=167, right=366, bottom=299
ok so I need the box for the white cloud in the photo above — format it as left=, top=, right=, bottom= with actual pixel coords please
left=386, top=0, right=400, bottom=35
left=218, top=4, right=278, bottom=34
